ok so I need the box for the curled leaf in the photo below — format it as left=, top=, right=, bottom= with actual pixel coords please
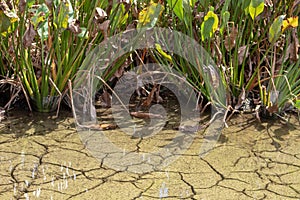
left=220, top=11, right=230, bottom=35
left=155, top=43, right=172, bottom=62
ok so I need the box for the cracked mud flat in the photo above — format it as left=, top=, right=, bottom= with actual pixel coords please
left=0, top=110, right=299, bottom=200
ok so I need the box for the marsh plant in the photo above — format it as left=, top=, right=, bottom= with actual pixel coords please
left=1, top=0, right=299, bottom=118
left=0, top=0, right=99, bottom=112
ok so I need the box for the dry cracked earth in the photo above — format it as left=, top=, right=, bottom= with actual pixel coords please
left=0, top=109, right=299, bottom=200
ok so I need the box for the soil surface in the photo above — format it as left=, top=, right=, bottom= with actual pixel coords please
left=0, top=109, right=299, bottom=200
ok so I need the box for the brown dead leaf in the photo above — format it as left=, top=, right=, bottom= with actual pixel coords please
left=142, top=84, right=158, bottom=107
left=98, top=19, right=110, bottom=31
left=278, top=29, right=299, bottom=64
left=131, top=2, right=139, bottom=18
left=45, top=0, right=53, bottom=9
left=224, top=25, right=238, bottom=51
left=265, top=0, right=273, bottom=7
left=235, top=87, right=246, bottom=110
left=238, top=45, right=249, bottom=65
left=130, top=112, right=163, bottom=119
left=267, top=104, right=278, bottom=113
left=19, top=0, right=26, bottom=13
left=23, top=23, right=36, bottom=48
left=100, top=90, right=112, bottom=108
left=68, top=19, right=81, bottom=34
left=95, top=7, right=107, bottom=22
left=154, top=84, right=163, bottom=103
left=126, top=21, right=137, bottom=30
left=98, top=20, right=110, bottom=40
left=289, top=29, right=299, bottom=62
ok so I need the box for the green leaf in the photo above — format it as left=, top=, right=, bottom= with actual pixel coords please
left=295, top=100, right=300, bottom=110
left=200, top=11, right=219, bottom=41
left=269, top=15, right=285, bottom=43
left=249, top=0, right=264, bottom=20
left=167, top=0, right=184, bottom=21
left=27, top=0, right=36, bottom=8
left=220, top=11, right=230, bottom=35
left=31, top=4, right=50, bottom=28
left=0, top=11, right=11, bottom=33
left=37, top=19, right=49, bottom=40
left=77, top=27, right=88, bottom=38
left=30, top=4, right=50, bottom=39
left=201, top=17, right=214, bottom=41
left=110, top=4, right=128, bottom=31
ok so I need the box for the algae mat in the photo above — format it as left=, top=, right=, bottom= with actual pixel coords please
left=0, top=110, right=299, bottom=199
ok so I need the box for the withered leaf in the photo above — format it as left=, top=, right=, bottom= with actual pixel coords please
left=267, top=104, right=278, bottom=113
left=130, top=112, right=164, bottom=119
left=113, top=65, right=125, bottom=78
left=265, top=0, right=273, bottom=7
left=154, top=85, right=163, bottom=103
left=95, top=7, right=107, bottom=22
left=98, top=19, right=110, bottom=31
left=45, top=0, right=53, bottom=9
left=23, top=23, right=36, bottom=48
left=68, top=19, right=81, bottom=34
left=141, top=84, right=158, bottom=107
left=98, top=20, right=110, bottom=40
left=100, top=90, right=112, bottom=108
left=238, top=45, right=249, bottom=65
left=19, top=0, right=26, bottom=13
left=289, top=30, right=299, bottom=61
left=224, top=26, right=238, bottom=51
left=126, top=21, right=137, bottom=30
left=235, top=87, right=246, bottom=110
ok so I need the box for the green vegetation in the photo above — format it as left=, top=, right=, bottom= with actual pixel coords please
left=0, top=0, right=299, bottom=120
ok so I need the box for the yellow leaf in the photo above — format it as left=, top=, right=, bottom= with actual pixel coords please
left=282, top=16, right=298, bottom=32
left=138, top=1, right=164, bottom=28
left=155, top=44, right=172, bottom=62
left=204, top=11, right=219, bottom=33
left=248, top=0, right=264, bottom=20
